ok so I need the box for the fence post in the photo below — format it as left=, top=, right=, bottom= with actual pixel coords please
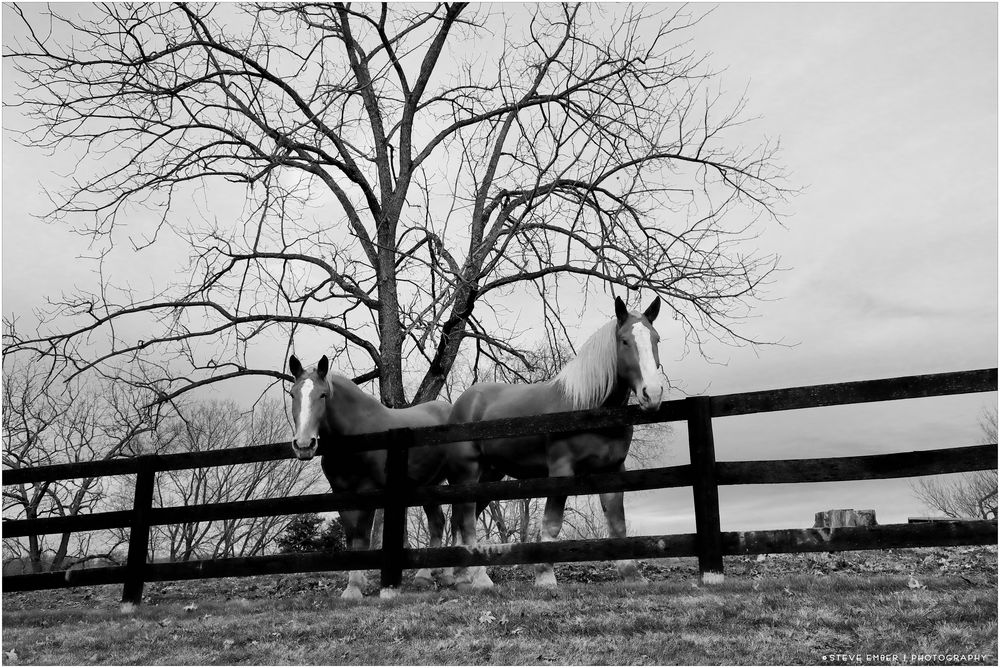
left=380, top=431, right=411, bottom=592
left=120, top=462, right=156, bottom=611
left=687, top=396, right=724, bottom=584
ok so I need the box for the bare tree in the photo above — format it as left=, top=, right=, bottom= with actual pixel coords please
left=910, top=407, right=998, bottom=520
left=126, top=399, right=324, bottom=561
left=4, top=3, right=790, bottom=411
left=2, top=358, right=160, bottom=572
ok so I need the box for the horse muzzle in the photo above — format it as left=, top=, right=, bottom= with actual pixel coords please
left=637, top=384, right=664, bottom=412
left=291, top=437, right=319, bottom=460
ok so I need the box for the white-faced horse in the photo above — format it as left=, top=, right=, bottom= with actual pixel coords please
left=287, top=354, right=480, bottom=597
left=447, top=296, right=666, bottom=587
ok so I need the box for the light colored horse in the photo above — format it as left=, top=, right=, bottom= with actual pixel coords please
left=448, top=296, right=666, bottom=587
left=287, top=354, right=477, bottom=597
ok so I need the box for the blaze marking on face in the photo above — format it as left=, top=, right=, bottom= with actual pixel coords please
left=630, top=321, right=660, bottom=386
left=296, top=378, right=315, bottom=438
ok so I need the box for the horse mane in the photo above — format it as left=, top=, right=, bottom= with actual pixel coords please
left=552, top=320, right=619, bottom=410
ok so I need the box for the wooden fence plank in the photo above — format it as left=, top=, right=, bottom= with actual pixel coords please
left=403, top=464, right=694, bottom=506
left=413, top=401, right=692, bottom=448
left=144, top=550, right=383, bottom=581
left=2, top=565, right=127, bottom=592
left=402, top=534, right=700, bottom=570
left=5, top=442, right=993, bottom=539
left=717, top=443, right=998, bottom=485
left=0, top=466, right=694, bottom=537
left=3, top=368, right=994, bottom=485
left=2, top=510, right=134, bottom=538
left=712, top=369, right=997, bottom=417
left=6, top=521, right=995, bottom=592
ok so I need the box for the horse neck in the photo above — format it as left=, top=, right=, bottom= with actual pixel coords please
left=602, top=381, right=632, bottom=408
left=322, top=374, right=387, bottom=436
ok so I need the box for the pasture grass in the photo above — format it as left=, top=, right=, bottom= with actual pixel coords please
left=3, top=574, right=996, bottom=665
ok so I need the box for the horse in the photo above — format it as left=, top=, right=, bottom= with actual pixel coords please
left=447, top=295, right=666, bottom=587
left=286, top=354, right=483, bottom=597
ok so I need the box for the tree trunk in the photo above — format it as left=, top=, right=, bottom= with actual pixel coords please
left=413, top=279, right=480, bottom=403
left=52, top=531, right=72, bottom=571
left=377, top=242, right=406, bottom=407
left=519, top=499, right=531, bottom=543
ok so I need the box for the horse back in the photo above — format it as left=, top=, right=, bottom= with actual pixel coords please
left=450, top=381, right=632, bottom=477
left=389, top=399, right=451, bottom=428
left=450, top=382, right=567, bottom=423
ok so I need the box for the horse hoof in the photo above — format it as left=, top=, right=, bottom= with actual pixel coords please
left=341, top=586, right=364, bottom=599
left=379, top=587, right=398, bottom=600
left=412, top=576, right=435, bottom=589
left=616, top=560, right=646, bottom=583
left=535, top=573, right=558, bottom=588
left=472, top=571, right=495, bottom=589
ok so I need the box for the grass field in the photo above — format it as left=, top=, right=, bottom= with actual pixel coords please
left=3, top=566, right=996, bottom=665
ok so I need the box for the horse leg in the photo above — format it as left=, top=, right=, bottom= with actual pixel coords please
left=414, top=504, right=453, bottom=587
left=450, top=498, right=494, bottom=589
left=535, top=494, right=568, bottom=587
left=600, top=490, right=646, bottom=582
left=339, top=509, right=375, bottom=598
left=442, top=448, right=494, bottom=590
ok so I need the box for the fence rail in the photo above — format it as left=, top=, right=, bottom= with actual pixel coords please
left=3, top=368, right=997, bottom=604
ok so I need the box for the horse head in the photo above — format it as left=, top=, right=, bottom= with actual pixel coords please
left=288, top=354, right=331, bottom=460
left=614, top=295, right=666, bottom=411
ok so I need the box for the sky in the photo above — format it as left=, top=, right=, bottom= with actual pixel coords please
left=2, top=3, right=997, bottom=538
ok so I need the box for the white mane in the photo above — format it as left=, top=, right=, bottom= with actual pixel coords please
left=552, top=320, right=619, bottom=410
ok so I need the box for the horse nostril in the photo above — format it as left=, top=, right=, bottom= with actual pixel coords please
left=642, top=388, right=650, bottom=401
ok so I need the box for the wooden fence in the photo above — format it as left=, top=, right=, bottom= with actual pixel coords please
left=3, top=368, right=997, bottom=606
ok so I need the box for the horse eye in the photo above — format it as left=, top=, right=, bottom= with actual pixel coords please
left=319, top=393, right=328, bottom=399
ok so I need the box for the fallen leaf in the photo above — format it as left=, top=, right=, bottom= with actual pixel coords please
left=478, top=610, right=496, bottom=625
left=222, top=639, right=235, bottom=649
left=5, top=648, right=19, bottom=663
left=183, top=603, right=198, bottom=613
left=908, top=576, right=926, bottom=590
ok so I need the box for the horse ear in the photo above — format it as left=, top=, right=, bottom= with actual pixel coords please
left=614, top=296, right=629, bottom=325
left=289, top=355, right=303, bottom=378
left=316, top=355, right=329, bottom=379
left=643, top=296, right=661, bottom=323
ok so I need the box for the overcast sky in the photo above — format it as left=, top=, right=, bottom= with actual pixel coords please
left=2, top=3, right=997, bottom=536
